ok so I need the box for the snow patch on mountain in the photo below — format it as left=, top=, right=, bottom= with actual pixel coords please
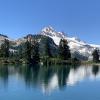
left=40, top=26, right=100, bottom=59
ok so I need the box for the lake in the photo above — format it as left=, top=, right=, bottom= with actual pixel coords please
left=0, top=64, right=100, bottom=100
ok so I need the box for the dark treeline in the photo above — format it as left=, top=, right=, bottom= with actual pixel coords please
left=0, top=35, right=99, bottom=64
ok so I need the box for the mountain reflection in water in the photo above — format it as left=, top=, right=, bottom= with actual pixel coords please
left=0, top=64, right=100, bottom=94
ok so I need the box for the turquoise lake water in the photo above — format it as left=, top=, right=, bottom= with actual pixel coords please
left=0, top=64, right=100, bottom=100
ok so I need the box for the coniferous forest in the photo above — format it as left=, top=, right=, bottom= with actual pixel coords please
left=0, top=34, right=99, bottom=65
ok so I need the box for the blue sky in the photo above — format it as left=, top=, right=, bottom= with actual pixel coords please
left=0, top=0, right=100, bottom=44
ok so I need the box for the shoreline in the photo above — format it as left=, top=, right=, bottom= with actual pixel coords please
left=0, top=58, right=99, bottom=66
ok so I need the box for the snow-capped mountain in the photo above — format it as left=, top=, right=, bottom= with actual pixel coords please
left=2, top=26, right=99, bottom=60
left=41, top=26, right=66, bottom=45
left=40, top=26, right=100, bottom=60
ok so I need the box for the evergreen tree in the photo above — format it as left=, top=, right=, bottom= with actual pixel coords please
left=18, top=45, right=23, bottom=59
left=0, top=39, right=9, bottom=58
left=92, top=49, right=99, bottom=62
left=24, top=40, right=32, bottom=63
left=45, top=38, right=52, bottom=58
left=31, top=40, right=40, bottom=64
left=59, top=39, right=71, bottom=60
left=24, top=38, right=40, bottom=64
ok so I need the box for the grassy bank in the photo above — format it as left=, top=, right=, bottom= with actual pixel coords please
left=41, top=58, right=81, bottom=65
left=0, top=58, right=24, bottom=64
left=0, top=58, right=80, bottom=65
left=80, top=61, right=100, bottom=65
left=0, top=58, right=99, bottom=66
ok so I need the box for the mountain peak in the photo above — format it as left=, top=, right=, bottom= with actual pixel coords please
left=42, top=26, right=55, bottom=33
left=41, top=26, right=66, bottom=39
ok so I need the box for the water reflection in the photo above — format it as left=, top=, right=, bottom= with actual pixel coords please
left=0, top=65, right=8, bottom=86
left=92, top=65, right=99, bottom=76
left=0, top=64, right=100, bottom=94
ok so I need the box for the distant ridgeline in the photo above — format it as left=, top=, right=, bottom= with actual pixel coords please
left=0, top=34, right=8, bottom=38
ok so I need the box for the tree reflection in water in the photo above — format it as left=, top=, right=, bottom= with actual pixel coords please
left=0, top=64, right=100, bottom=94
left=92, top=65, right=99, bottom=76
left=0, top=65, right=8, bottom=87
